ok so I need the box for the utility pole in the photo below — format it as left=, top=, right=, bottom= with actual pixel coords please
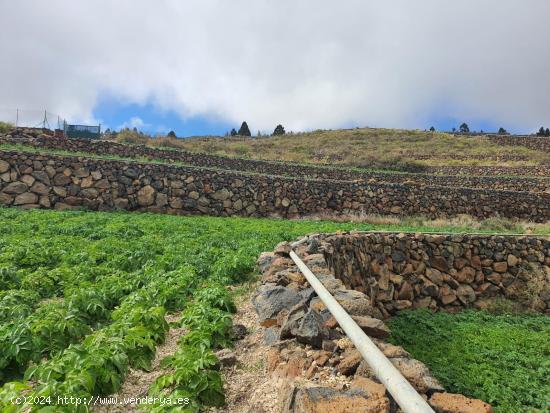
left=15, top=109, right=18, bottom=128
left=43, top=110, right=47, bottom=129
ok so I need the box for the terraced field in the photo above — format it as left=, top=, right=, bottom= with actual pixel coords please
left=0, top=208, right=548, bottom=412
left=0, top=127, right=549, bottom=412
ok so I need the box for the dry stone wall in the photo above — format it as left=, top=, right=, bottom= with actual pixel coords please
left=251, top=238, right=494, bottom=412
left=2, top=130, right=549, bottom=187
left=1, top=150, right=550, bottom=221
left=487, top=135, right=550, bottom=152
left=320, top=232, right=550, bottom=317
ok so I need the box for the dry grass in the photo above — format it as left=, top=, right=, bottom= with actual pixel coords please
left=109, top=128, right=550, bottom=169
left=298, top=212, right=550, bottom=235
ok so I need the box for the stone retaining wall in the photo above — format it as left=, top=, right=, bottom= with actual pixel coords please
left=427, top=164, right=549, bottom=177
left=252, top=238, right=494, bottom=412
left=1, top=150, right=550, bottom=221
left=2, top=129, right=549, bottom=186
left=487, top=135, right=550, bottom=152
left=320, top=232, right=550, bottom=316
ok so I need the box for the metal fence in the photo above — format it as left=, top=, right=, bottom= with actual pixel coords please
left=0, top=108, right=65, bottom=130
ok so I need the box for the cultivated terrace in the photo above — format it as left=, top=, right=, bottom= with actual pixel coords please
left=0, top=128, right=549, bottom=413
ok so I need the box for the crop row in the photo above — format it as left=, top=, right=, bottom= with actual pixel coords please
left=0, top=207, right=374, bottom=411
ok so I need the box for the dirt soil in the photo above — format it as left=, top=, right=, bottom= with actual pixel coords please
left=208, top=284, right=280, bottom=413
left=92, top=313, right=186, bottom=413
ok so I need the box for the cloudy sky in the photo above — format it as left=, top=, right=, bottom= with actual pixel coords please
left=1, top=0, right=549, bottom=135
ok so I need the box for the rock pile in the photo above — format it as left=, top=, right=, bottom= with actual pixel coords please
left=252, top=239, right=493, bottom=413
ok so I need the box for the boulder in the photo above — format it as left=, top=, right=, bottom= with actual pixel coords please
left=80, top=188, right=99, bottom=199
left=279, top=303, right=308, bottom=340
left=74, top=168, right=90, bottom=178
left=53, top=174, right=71, bottom=186
left=252, top=285, right=302, bottom=326
left=390, top=357, right=444, bottom=393
left=30, top=182, right=50, bottom=195
left=312, top=289, right=373, bottom=317
left=507, top=254, right=519, bottom=267
left=454, top=267, right=476, bottom=284
left=211, top=188, right=231, bottom=201
left=3, top=181, right=28, bottom=194
left=156, top=192, right=168, bottom=207
left=14, top=192, right=38, bottom=205
left=456, top=284, right=476, bottom=305
left=114, top=198, right=129, bottom=209
left=351, top=316, right=390, bottom=339
left=0, top=160, right=9, bottom=173
left=137, top=185, right=156, bottom=206
left=0, top=192, right=14, bottom=205
left=257, top=252, right=275, bottom=274
left=282, top=384, right=390, bottom=413
left=20, top=175, right=35, bottom=187
left=275, top=241, right=292, bottom=256
left=94, top=179, right=111, bottom=189
left=293, top=308, right=328, bottom=348
left=337, top=349, right=363, bottom=375
left=429, top=392, right=493, bottom=413
left=493, top=262, right=508, bottom=273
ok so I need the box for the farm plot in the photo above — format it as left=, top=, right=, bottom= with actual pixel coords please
left=388, top=309, right=550, bottom=413
left=0, top=208, right=389, bottom=412
left=0, top=208, right=548, bottom=412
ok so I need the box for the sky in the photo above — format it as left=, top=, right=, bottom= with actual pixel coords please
left=1, top=0, right=549, bottom=137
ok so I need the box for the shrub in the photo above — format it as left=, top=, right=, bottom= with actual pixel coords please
left=0, top=122, right=12, bottom=133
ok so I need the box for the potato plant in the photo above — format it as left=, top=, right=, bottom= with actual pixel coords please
left=0, top=207, right=547, bottom=412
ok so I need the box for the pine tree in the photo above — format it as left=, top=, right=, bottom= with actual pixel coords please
left=498, top=127, right=507, bottom=135
left=459, top=123, right=470, bottom=133
left=273, top=124, right=286, bottom=136
left=167, top=130, right=176, bottom=138
left=429, top=126, right=435, bottom=132
left=230, top=128, right=238, bottom=136
left=238, top=121, right=251, bottom=136
left=546, top=128, right=550, bottom=137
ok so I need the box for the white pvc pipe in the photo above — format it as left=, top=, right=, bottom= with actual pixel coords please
left=289, top=250, right=435, bottom=413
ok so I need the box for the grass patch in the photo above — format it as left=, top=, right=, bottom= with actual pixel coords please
left=167, top=128, right=549, bottom=168
left=388, top=309, right=550, bottom=413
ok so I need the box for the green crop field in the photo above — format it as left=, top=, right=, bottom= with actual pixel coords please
left=0, top=207, right=548, bottom=412
left=388, top=310, right=550, bottom=413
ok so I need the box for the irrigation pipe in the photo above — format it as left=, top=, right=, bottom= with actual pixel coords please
left=289, top=250, right=435, bottom=413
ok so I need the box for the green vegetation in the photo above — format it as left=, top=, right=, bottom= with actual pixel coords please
left=0, top=207, right=432, bottom=412
left=164, top=128, right=550, bottom=169
left=100, top=127, right=549, bottom=170
left=388, top=309, right=550, bottom=413
left=0, top=208, right=548, bottom=411
left=0, top=122, right=12, bottom=134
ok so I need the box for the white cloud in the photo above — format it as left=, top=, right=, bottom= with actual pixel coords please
left=116, top=116, right=150, bottom=131
left=1, top=0, right=549, bottom=132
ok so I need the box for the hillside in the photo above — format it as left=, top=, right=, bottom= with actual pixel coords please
left=171, top=128, right=550, bottom=171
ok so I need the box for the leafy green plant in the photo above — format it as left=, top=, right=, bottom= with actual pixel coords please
left=1, top=208, right=548, bottom=411
left=388, top=309, right=550, bottom=413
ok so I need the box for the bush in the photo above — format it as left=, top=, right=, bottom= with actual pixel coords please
left=0, top=122, right=12, bottom=133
